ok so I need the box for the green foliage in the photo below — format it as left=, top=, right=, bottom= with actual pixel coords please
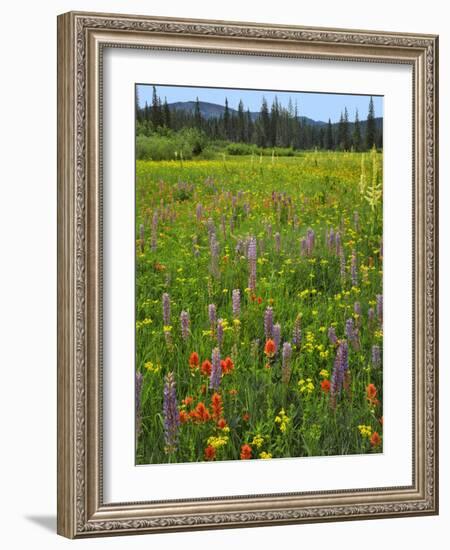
left=135, top=151, right=384, bottom=465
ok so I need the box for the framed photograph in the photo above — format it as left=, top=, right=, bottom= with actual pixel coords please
left=57, top=11, right=439, bottom=538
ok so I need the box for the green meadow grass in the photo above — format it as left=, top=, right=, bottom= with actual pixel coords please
left=135, top=151, right=383, bottom=464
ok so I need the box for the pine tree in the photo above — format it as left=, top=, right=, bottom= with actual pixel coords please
left=343, top=107, right=350, bottom=151
left=326, top=118, right=333, bottom=150
left=223, top=98, right=230, bottom=139
left=238, top=100, right=246, bottom=142
left=366, top=96, right=376, bottom=150
left=353, top=109, right=361, bottom=151
left=151, top=86, right=161, bottom=128
left=260, top=97, right=270, bottom=148
left=270, top=97, right=279, bottom=147
left=163, top=97, right=171, bottom=128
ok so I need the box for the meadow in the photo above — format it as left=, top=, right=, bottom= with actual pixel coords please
left=135, top=150, right=383, bottom=464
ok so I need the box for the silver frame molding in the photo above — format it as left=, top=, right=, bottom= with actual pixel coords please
left=57, top=11, right=439, bottom=538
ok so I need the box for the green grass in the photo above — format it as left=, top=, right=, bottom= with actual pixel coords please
left=135, top=151, right=383, bottom=464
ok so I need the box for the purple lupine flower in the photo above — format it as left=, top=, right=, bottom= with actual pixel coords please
left=264, top=306, right=274, bottom=339
left=330, top=340, right=349, bottom=407
left=292, top=315, right=302, bottom=347
left=247, top=236, right=257, bottom=292
left=235, top=239, right=243, bottom=256
left=196, top=203, right=203, bottom=221
left=345, top=318, right=360, bottom=350
left=208, top=303, right=217, bottom=329
left=163, top=371, right=179, bottom=453
left=301, top=237, right=308, bottom=256
left=306, top=228, right=315, bottom=255
left=328, top=326, right=338, bottom=345
left=372, top=345, right=381, bottom=367
left=135, top=370, right=143, bottom=438
left=339, top=248, right=346, bottom=280
left=180, top=310, right=190, bottom=341
left=206, top=217, right=216, bottom=240
left=229, top=216, right=235, bottom=233
left=232, top=289, right=241, bottom=318
left=210, top=235, right=219, bottom=278
left=273, top=323, right=281, bottom=352
left=376, top=294, right=383, bottom=325
left=210, top=347, right=221, bottom=390
left=351, top=250, right=358, bottom=286
left=243, top=203, right=250, bottom=216
left=162, top=293, right=170, bottom=326
left=327, top=228, right=335, bottom=250
left=217, top=319, right=224, bottom=347
left=274, top=232, right=281, bottom=253
left=139, top=224, right=145, bottom=254
left=282, top=342, right=293, bottom=384
left=368, top=307, right=375, bottom=327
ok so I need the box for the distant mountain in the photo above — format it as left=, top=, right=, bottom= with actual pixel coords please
left=167, top=100, right=382, bottom=130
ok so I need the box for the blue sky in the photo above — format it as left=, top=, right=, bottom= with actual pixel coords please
left=136, top=84, right=383, bottom=123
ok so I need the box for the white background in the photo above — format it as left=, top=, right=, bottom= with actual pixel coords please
left=0, top=0, right=446, bottom=549
left=103, top=49, right=412, bottom=502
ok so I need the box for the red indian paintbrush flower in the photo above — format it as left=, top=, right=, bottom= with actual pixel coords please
left=370, top=431, right=382, bottom=448
left=217, top=418, right=227, bottom=429
left=204, top=445, right=216, bottom=461
left=201, top=360, right=212, bottom=376
left=366, top=383, right=379, bottom=406
left=321, top=379, right=331, bottom=393
left=191, top=402, right=210, bottom=422
left=221, top=356, right=234, bottom=374
left=264, top=338, right=276, bottom=358
left=240, top=444, right=252, bottom=460
left=211, top=392, right=223, bottom=420
left=189, top=352, right=199, bottom=369
left=179, top=410, right=189, bottom=423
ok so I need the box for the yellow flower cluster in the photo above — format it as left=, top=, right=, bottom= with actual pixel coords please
left=298, top=378, right=315, bottom=395
left=319, top=369, right=329, bottom=378
left=274, top=409, right=290, bottom=433
left=144, top=361, right=161, bottom=374
left=251, top=435, right=264, bottom=449
left=358, top=425, right=372, bottom=438
left=163, top=325, right=173, bottom=333
left=259, top=452, right=272, bottom=459
left=207, top=435, right=229, bottom=449
left=136, top=318, right=153, bottom=330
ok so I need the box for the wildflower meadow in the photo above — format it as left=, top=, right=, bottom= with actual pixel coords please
left=135, top=87, right=383, bottom=465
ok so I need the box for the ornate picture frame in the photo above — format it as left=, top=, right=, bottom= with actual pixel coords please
left=57, top=11, right=438, bottom=538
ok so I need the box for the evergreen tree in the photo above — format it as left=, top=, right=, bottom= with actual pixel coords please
left=343, top=107, right=350, bottom=150
left=326, top=118, right=333, bottom=150
left=238, top=100, right=246, bottom=142
left=246, top=109, right=253, bottom=142
left=223, top=98, right=230, bottom=139
left=366, top=96, right=376, bottom=150
left=353, top=109, right=361, bottom=151
left=163, top=97, right=171, bottom=128
left=151, top=86, right=162, bottom=128
left=260, top=97, right=270, bottom=148
left=337, top=111, right=344, bottom=150
left=270, top=97, right=279, bottom=147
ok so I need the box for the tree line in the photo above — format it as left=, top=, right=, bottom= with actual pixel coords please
left=136, top=86, right=381, bottom=151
